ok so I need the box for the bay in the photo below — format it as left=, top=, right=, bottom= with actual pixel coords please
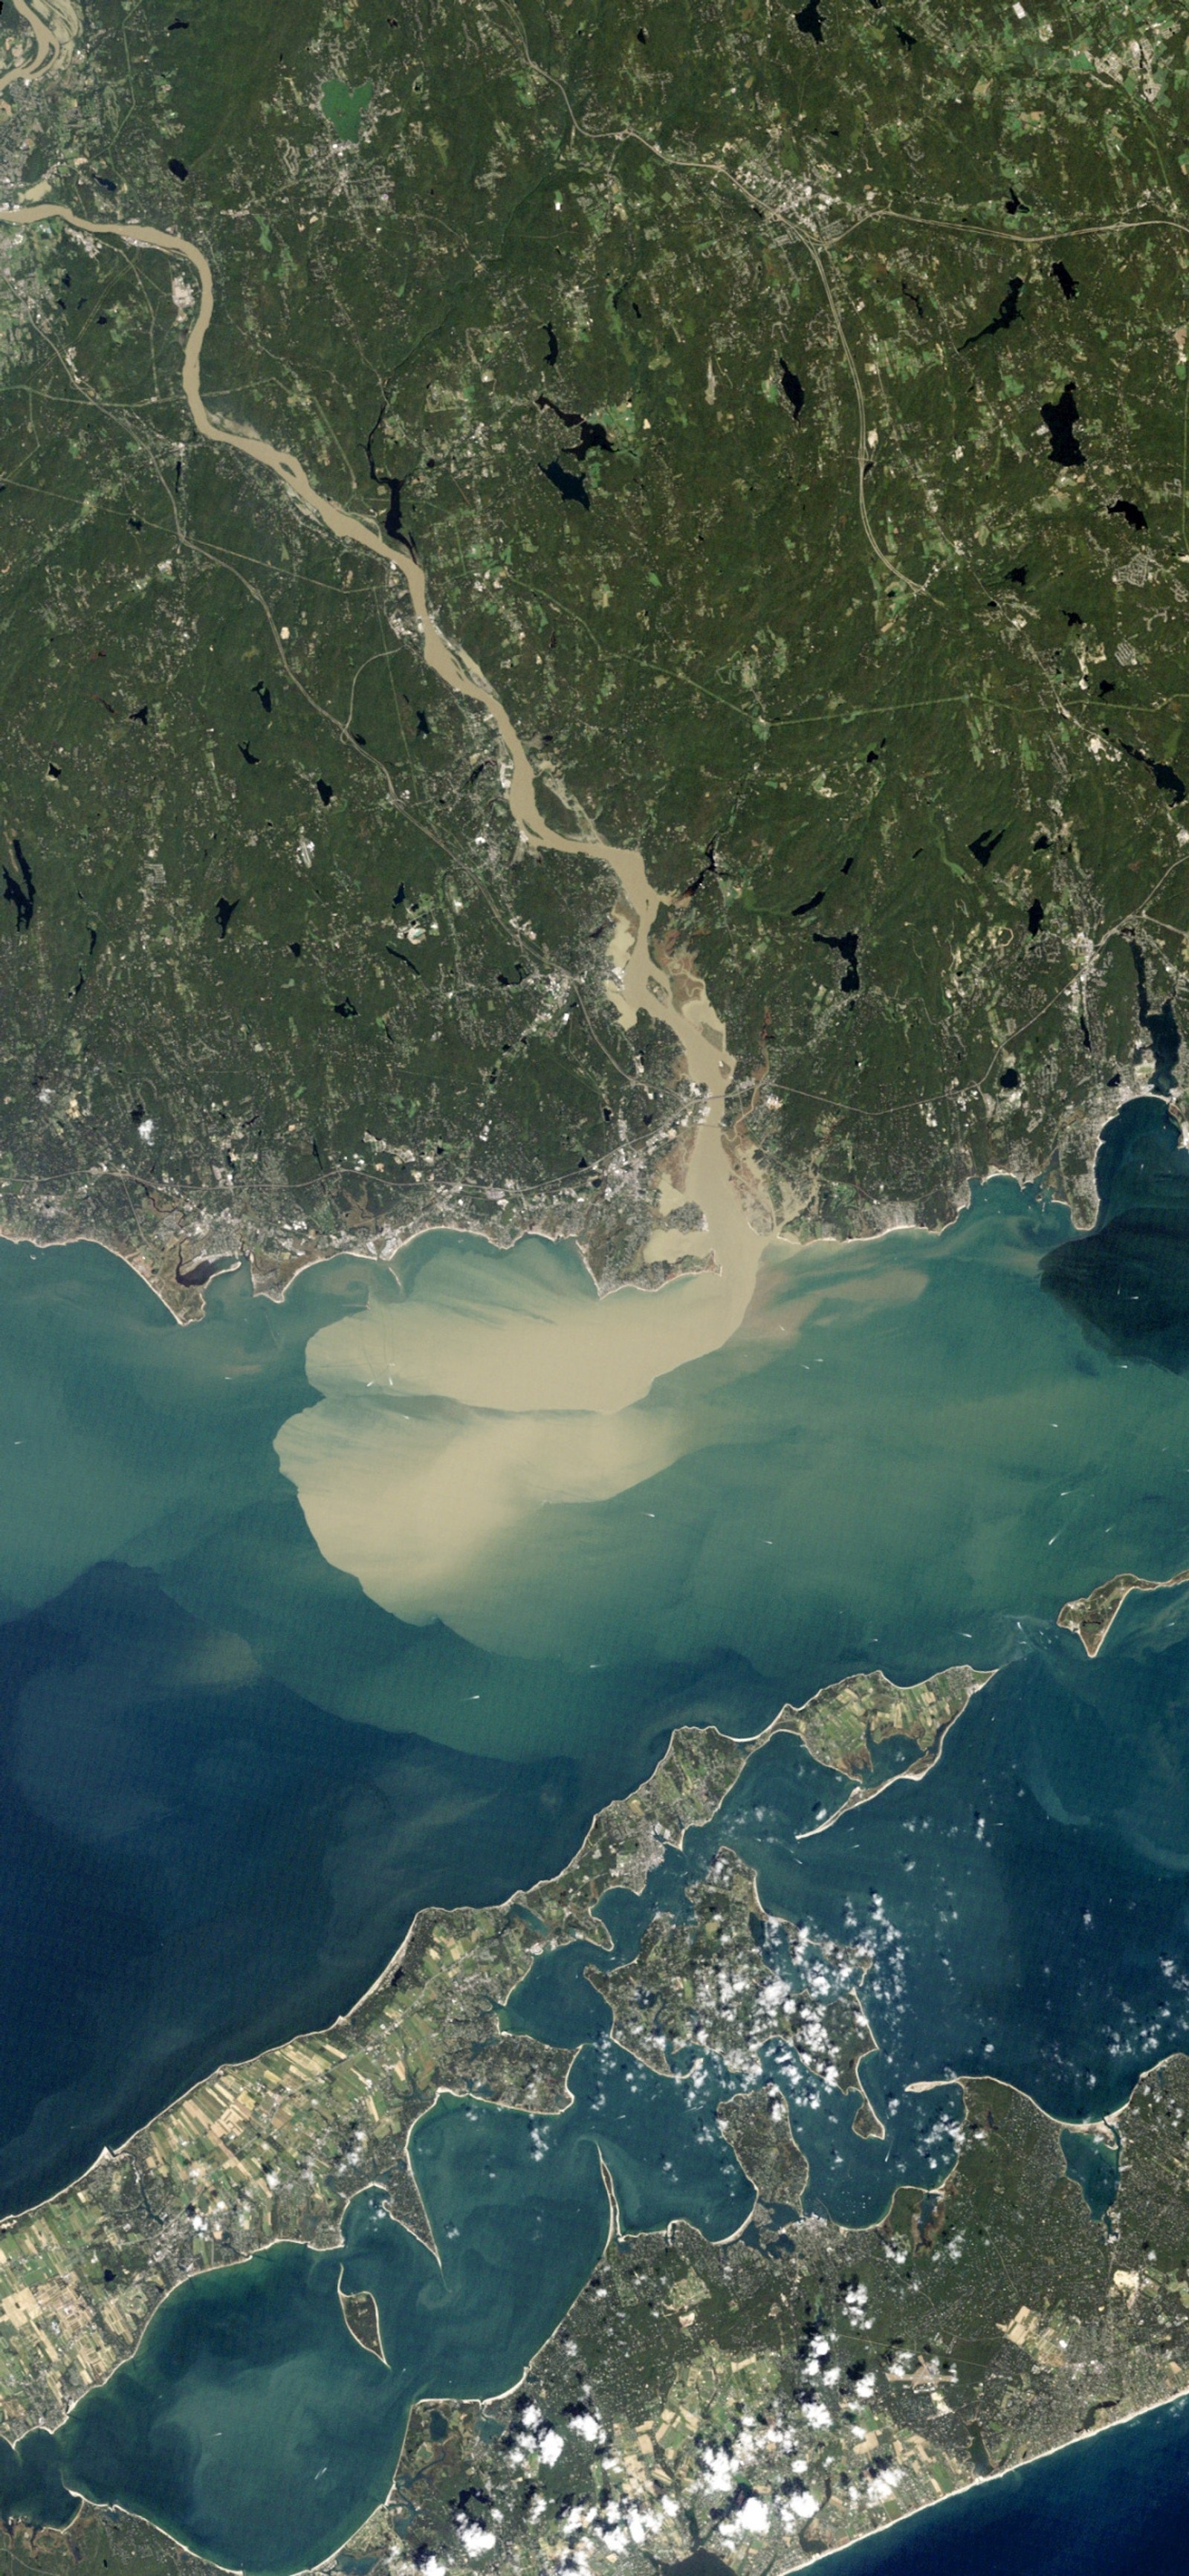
left=4, top=1100, right=1189, bottom=2564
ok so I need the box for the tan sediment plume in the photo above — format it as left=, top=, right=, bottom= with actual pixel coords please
left=299, top=1227, right=747, bottom=1422
left=0, top=197, right=774, bottom=1607
left=273, top=1229, right=939, bottom=1636
left=276, top=1366, right=689, bottom=1631
left=1057, top=1566, right=1189, bottom=1659
left=0, top=194, right=763, bottom=1337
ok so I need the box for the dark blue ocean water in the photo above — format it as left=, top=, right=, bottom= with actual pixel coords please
left=823, top=2392, right=1189, bottom=2575
left=0, top=1247, right=775, bottom=2208
left=5, top=1101, right=1189, bottom=2565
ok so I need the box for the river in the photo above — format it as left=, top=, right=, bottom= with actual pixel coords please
left=5, top=45, right=1189, bottom=2576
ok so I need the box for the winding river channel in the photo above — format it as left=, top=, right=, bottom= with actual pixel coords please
left=13, top=28, right=1189, bottom=2576
left=0, top=184, right=767, bottom=1380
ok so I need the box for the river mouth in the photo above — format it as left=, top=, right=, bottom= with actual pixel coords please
left=6, top=63, right=1189, bottom=2576
left=0, top=189, right=768, bottom=1366
left=0, top=1126, right=1187, bottom=2218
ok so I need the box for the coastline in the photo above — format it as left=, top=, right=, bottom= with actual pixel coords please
left=0, top=1668, right=993, bottom=2415
left=0, top=1056, right=1162, bottom=1335
left=282, top=2051, right=1189, bottom=2576
left=0, top=1665, right=1164, bottom=2525
left=7, top=2074, right=1188, bottom=2576
left=0, top=186, right=763, bottom=1359
left=0, top=172, right=1173, bottom=1329
left=30, top=2323, right=1189, bottom=2576
left=0, top=1622, right=1184, bottom=2575
left=0, top=1034, right=1167, bottom=1350
left=800, top=2375, right=1189, bottom=2576
left=1, top=39, right=1188, bottom=2576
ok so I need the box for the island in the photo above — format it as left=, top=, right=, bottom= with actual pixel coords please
left=4, top=1659, right=1189, bottom=2576
left=0, top=1667, right=988, bottom=2447
left=1057, top=1568, right=1189, bottom=1659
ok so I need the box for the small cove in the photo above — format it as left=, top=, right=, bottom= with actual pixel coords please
left=4, top=1102, right=1189, bottom=2557
left=1, top=90, right=1188, bottom=2576
left=0, top=2064, right=752, bottom=2575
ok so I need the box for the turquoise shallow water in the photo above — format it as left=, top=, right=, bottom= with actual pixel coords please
left=420, top=1169, right=1189, bottom=1682
left=7, top=1101, right=1189, bottom=2562
left=508, top=1579, right=1189, bottom=2228
left=51, top=2102, right=613, bottom=2575
left=0, top=2067, right=748, bottom=2572
left=0, top=1253, right=773, bottom=2210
